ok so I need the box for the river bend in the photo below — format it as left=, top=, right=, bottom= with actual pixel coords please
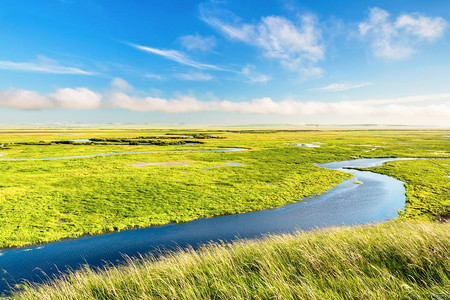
left=0, top=158, right=408, bottom=294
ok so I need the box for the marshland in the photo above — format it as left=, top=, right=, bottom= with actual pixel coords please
left=0, top=129, right=448, bottom=298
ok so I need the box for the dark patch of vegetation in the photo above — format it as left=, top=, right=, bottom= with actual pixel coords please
left=164, top=133, right=225, bottom=139
left=89, top=138, right=201, bottom=145
left=9, top=139, right=205, bottom=147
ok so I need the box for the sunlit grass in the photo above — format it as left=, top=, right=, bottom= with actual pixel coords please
left=12, top=221, right=450, bottom=299
left=1, top=129, right=449, bottom=298
left=0, top=129, right=449, bottom=248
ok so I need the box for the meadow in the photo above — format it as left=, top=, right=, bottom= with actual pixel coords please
left=0, top=129, right=449, bottom=248
left=1, top=128, right=449, bottom=299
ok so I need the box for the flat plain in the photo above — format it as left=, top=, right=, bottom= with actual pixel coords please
left=0, top=129, right=448, bottom=248
left=1, top=128, right=449, bottom=299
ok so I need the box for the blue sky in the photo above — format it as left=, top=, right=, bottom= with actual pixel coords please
left=0, top=0, right=449, bottom=126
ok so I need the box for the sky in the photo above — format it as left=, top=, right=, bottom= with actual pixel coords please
left=0, top=0, right=449, bottom=126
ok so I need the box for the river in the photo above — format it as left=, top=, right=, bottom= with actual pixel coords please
left=0, top=158, right=409, bottom=294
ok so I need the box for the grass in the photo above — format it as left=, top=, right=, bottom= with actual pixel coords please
left=0, top=146, right=350, bottom=248
left=1, top=129, right=449, bottom=298
left=0, top=129, right=449, bottom=248
left=364, top=159, right=450, bottom=220
left=10, top=221, right=450, bottom=299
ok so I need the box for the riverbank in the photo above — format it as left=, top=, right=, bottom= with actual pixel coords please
left=363, top=159, right=450, bottom=220
left=11, top=221, right=450, bottom=299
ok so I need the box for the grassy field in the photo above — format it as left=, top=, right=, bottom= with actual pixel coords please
left=11, top=221, right=450, bottom=299
left=0, top=129, right=449, bottom=248
left=1, top=129, right=449, bottom=299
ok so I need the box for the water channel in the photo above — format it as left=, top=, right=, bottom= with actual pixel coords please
left=0, top=158, right=410, bottom=294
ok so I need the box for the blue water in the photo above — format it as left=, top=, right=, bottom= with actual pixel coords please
left=0, top=158, right=408, bottom=294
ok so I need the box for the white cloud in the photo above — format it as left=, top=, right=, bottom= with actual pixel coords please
left=50, top=88, right=102, bottom=109
left=1, top=86, right=449, bottom=123
left=0, top=89, right=53, bottom=110
left=396, top=14, right=447, bottom=40
left=179, top=34, right=217, bottom=51
left=200, top=6, right=324, bottom=74
left=176, top=71, right=213, bottom=81
left=199, top=5, right=254, bottom=41
left=309, top=82, right=372, bottom=92
left=109, top=93, right=207, bottom=113
left=111, top=78, right=133, bottom=91
left=352, top=93, right=450, bottom=105
left=145, top=73, right=163, bottom=80
left=129, top=43, right=225, bottom=71
left=0, top=88, right=102, bottom=110
left=359, top=7, right=447, bottom=59
left=105, top=90, right=450, bottom=121
left=241, top=64, right=271, bottom=83
left=0, top=55, right=94, bottom=75
left=257, top=16, right=324, bottom=66
left=105, top=93, right=450, bottom=119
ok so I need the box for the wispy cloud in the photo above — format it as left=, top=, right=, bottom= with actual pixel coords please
left=129, top=43, right=225, bottom=71
left=145, top=73, right=163, bottom=80
left=111, top=77, right=133, bottom=91
left=241, top=64, right=270, bottom=83
left=178, top=34, right=217, bottom=51
left=200, top=5, right=324, bottom=75
left=309, top=82, right=372, bottom=92
left=0, top=55, right=94, bottom=75
left=359, top=7, right=447, bottom=59
left=175, top=71, right=213, bottom=81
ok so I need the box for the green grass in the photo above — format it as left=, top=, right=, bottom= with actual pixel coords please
left=1, top=129, right=449, bottom=298
left=0, top=146, right=350, bottom=248
left=0, top=129, right=449, bottom=248
left=365, top=159, right=450, bottom=220
left=10, top=221, right=450, bottom=300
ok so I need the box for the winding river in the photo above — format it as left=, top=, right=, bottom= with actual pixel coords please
left=0, top=158, right=409, bottom=294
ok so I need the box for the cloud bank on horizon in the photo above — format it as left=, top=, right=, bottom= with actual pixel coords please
left=0, top=1, right=449, bottom=125
left=1, top=79, right=449, bottom=119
